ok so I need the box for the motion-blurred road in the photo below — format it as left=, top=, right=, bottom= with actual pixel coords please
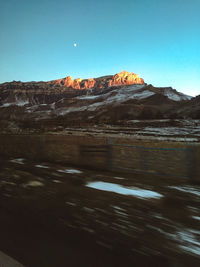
left=0, top=157, right=199, bottom=267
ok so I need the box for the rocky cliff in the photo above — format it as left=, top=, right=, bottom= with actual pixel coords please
left=49, top=71, right=144, bottom=90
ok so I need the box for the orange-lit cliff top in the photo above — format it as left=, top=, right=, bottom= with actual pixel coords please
left=111, top=71, right=144, bottom=86
left=52, top=71, right=144, bottom=89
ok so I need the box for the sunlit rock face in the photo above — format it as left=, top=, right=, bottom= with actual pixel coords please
left=108, top=71, right=144, bottom=86
left=86, top=78, right=96, bottom=89
left=55, top=79, right=63, bottom=86
left=81, top=78, right=96, bottom=90
left=55, top=71, right=144, bottom=89
left=73, top=78, right=82, bottom=89
left=64, top=76, right=73, bottom=87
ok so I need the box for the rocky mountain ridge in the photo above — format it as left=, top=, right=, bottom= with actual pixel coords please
left=0, top=71, right=145, bottom=106
left=50, top=70, right=144, bottom=89
left=0, top=71, right=191, bottom=106
left=0, top=70, right=199, bottom=133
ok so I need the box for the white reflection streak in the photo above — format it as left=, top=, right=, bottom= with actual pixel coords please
left=86, top=181, right=163, bottom=199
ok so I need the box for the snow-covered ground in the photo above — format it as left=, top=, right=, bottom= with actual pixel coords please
left=137, top=126, right=200, bottom=136
left=59, top=85, right=155, bottom=115
left=0, top=96, right=29, bottom=107
left=163, top=88, right=192, bottom=101
left=61, top=119, right=200, bottom=142
left=51, top=85, right=193, bottom=116
left=86, top=181, right=163, bottom=199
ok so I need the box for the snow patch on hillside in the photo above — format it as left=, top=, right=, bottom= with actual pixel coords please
left=78, top=95, right=100, bottom=100
left=138, top=126, right=200, bottom=136
left=59, top=86, right=153, bottom=115
left=0, top=98, right=29, bottom=107
left=163, top=89, right=192, bottom=101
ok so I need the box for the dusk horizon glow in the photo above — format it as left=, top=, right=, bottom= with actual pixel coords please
left=0, top=0, right=199, bottom=96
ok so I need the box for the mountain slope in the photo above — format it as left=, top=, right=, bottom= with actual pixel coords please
left=169, top=95, right=200, bottom=119
left=0, top=71, right=195, bottom=131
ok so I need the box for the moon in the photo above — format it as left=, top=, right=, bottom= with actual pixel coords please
left=74, top=43, right=77, bottom=47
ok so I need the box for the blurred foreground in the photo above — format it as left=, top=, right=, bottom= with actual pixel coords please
left=0, top=158, right=200, bottom=266
left=0, top=134, right=200, bottom=266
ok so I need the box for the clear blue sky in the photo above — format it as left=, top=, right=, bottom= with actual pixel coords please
left=0, top=0, right=199, bottom=96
